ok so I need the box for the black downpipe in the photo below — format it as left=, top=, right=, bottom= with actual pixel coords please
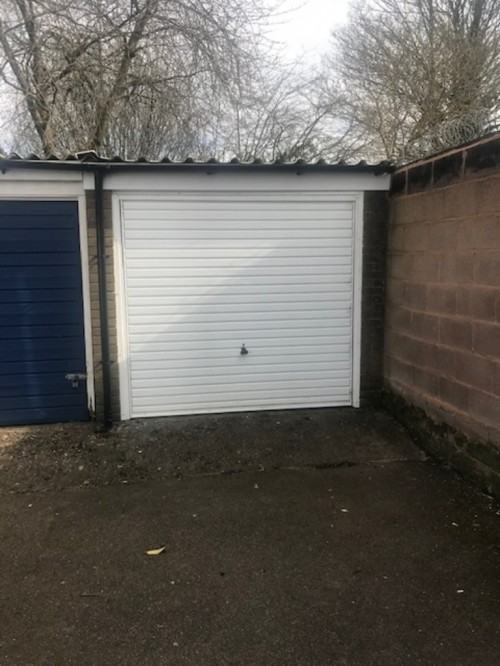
left=94, top=169, right=113, bottom=430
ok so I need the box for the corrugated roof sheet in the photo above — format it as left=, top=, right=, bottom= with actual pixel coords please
left=0, top=151, right=393, bottom=174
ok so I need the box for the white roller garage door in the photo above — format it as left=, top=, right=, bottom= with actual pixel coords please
left=118, top=193, right=360, bottom=418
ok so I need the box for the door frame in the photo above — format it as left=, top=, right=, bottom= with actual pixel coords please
left=112, top=189, right=364, bottom=420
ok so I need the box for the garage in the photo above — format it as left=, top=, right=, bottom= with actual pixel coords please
left=0, top=156, right=391, bottom=425
left=110, top=164, right=377, bottom=419
left=0, top=200, right=89, bottom=425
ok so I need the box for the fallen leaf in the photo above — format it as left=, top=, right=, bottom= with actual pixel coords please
left=457, top=589, right=464, bottom=594
left=146, top=546, right=166, bottom=556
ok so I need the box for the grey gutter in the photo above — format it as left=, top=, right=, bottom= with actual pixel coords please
left=93, top=169, right=113, bottom=431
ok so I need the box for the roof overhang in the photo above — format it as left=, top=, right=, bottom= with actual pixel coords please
left=0, top=155, right=394, bottom=176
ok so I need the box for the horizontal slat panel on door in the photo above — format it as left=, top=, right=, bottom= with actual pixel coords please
left=122, top=200, right=354, bottom=211
left=128, top=337, right=352, bottom=354
left=120, top=195, right=356, bottom=417
left=127, top=300, right=351, bottom=313
left=128, top=343, right=352, bottom=361
left=0, top=253, right=78, bottom=266
left=127, top=284, right=352, bottom=297
left=0, top=288, right=84, bottom=303
left=131, top=361, right=351, bottom=378
left=124, top=228, right=352, bottom=240
left=124, top=276, right=353, bottom=288
left=131, top=370, right=352, bottom=390
left=130, top=353, right=351, bottom=371
left=128, top=331, right=353, bottom=345
left=122, top=214, right=354, bottom=225
left=125, top=256, right=353, bottom=269
left=125, top=238, right=352, bottom=250
left=1, top=406, right=91, bottom=425
left=125, top=247, right=353, bottom=260
left=0, top=324, right=84, bottom=339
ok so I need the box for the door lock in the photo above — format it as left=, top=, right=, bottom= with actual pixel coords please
left=65, top=373, right=87, bottom=388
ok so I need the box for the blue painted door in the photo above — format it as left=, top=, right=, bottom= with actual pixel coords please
left=0, top=201, right=89, bottom=425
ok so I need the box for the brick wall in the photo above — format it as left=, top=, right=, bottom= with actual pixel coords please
left=385, top=133, right=500, bottom=493
left=86, top=192, right=120, bottom=422
left=360, top=191, right=389, bottom=404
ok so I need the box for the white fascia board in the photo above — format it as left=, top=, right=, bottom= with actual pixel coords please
left=103, top=170, right=390, bottom=193
left=0, top=169, right=83, bottom=182
left=0, top=169, right=85, bottom=198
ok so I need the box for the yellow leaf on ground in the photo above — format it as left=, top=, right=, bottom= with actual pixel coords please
left=146, top=546, right=166, bottom=556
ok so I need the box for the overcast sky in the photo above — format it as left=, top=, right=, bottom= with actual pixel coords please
left=269, top=0, right=351, bottom=60
left=0, top=0, right=353, bottom=151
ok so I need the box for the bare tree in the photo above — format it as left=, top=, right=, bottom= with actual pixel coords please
left=202, top=61, right=363, bottom=162
left=328, top=0, right=500, bottom=161
left=0, top=0, right=269, bottom=157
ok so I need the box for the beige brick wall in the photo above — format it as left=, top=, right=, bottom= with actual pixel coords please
left=86, top=191, right=120, bottom=422
left=386, top=139, right=500, bottom=447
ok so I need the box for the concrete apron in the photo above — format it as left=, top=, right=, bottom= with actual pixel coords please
left=0, top=408, right=499, bottom=664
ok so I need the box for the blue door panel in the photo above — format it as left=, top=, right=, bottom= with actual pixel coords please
left=0, top=201, right=76, bottom=216
left=1, top=313, right=85, bottom=327
left=0, top=372, right=83, bottom=390
left=0, top=389, right=87, bottom=405
left=0, top=359, right=81, bottom=374
left=0, top=288, right=81, bottom=303
left=0, top=241, right=80, bottom=253
left=0, top=324, right=85, bottom=339
left=0, top=214, right=76, bottom=228
left=0, top=301, right=84, bottom=316
left=0, top=253, right=77, bottom=266
left=1, top=406, right=88, bottom=426
left=0, top=265, right=81, bottom=280
left=0, top=228, right=80, bottom=244
left=0, top=337, right=83, bottom=362
left=0, top=277, right=81, bottom=290
left=0, top=201, right=89, bottom=425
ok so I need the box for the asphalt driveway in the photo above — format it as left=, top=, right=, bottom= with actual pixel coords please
left=0, top=409, right=499, bottom=665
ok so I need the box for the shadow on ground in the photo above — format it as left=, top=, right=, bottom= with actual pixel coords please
left=0, top=408, right=422, bottom=492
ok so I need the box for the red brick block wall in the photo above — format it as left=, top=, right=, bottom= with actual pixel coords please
left=385, top=136, right=500, bottom=447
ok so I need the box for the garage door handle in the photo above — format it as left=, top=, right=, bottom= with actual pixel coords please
left=240, top=344, right=249, bottom=355
left=65, top=373, right=87, bottom=388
